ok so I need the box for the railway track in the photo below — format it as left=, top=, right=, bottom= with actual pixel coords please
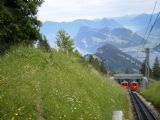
left=130, top=92, right=158, bottom=120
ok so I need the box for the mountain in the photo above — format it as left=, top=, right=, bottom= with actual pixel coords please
left=129, top=13, right=160, bottom=39
left=95, top=44, right=142, bottom=73
left=115, top=13, right=160, bottom=54
left=130, top=14, right=156, bottom=26
left=40, top=19, right=122, bottom=47
left=116, top=13, right=160, bottom=37
left=40, top=13, right=160, bottom=49
left=114, top=15, right=137, bottom=26
left=154, top=44, right=160, bottom=52
left=75, top=26, right=147, bottom=53
left=116, top=13, right=157, bottom=30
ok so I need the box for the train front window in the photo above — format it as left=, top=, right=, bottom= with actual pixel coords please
left=122, top=83, right=128, bottom=86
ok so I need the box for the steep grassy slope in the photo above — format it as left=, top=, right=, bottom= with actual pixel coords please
left=0, top=47, right=129, bottom=120
left=142, top=81, right=160, bottom=112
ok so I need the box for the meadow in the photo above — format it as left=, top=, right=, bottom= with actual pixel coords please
left=0, top=47, right=130, bottom=120
left=142, top=81, right=160, bottom=112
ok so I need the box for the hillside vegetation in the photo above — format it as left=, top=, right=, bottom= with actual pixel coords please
left=95, top=44, right=141, bottom=73
left=0, top=47, right=129, bottom=120
left=142, top=81, right=160, bottom=112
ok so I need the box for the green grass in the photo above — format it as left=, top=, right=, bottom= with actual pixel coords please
left=0, top=47, right=130, bottom=120
left=142, top=81, right=160, bottom=112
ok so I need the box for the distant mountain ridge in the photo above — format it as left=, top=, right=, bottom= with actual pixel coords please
left=75, top=26, right=147, bottom=53
left=116, top=13, right=160, bottom=37
left=95, top=44, right=142, bottom=73
left=40, top=18, right=122, bottom=47
left=40, top=12, right=160, bottom=52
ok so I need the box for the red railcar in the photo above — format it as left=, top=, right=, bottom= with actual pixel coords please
left=121, top=81, right=129, bottom=90
left=130, top=81, right=139, bottom=91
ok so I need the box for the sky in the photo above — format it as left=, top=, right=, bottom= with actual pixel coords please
left=38, top=0, right=159, bottom=22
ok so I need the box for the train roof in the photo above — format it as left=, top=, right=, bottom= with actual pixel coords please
left=121, top=81, right=128, bottom=83
left=130, top=81, right=138, bottom=83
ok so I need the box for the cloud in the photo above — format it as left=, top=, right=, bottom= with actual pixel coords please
left=38, top=0, right=159, bottom=22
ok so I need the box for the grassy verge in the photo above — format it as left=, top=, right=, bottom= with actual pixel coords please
left=0, top=47, right=130, bottom=120
left=142, top=81, right=160, bottom=112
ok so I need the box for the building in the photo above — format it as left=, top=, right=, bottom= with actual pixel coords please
left=114, top=74, right=148, bottom=86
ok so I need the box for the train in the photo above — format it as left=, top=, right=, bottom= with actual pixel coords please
left=121, top=81, right=129, bottom=90
left=120, top=81, right=139, bottom=91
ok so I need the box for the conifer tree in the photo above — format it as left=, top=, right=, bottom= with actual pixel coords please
left=0, top=0, right=44, bottom=54
left=140, top=60, right=146, bottom=76
left=152, top=57, right=160, bottom=80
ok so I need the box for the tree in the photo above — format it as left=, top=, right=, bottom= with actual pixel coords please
left=140, top=60, right=146, bottom=76
left=152, top=57, right=160, bottom=80
left=0, top=0, right=44, bottom=54
left=56, top=29, right=74, bottom=55
left=100, top=61, right=108, bottom=74
left=88, top=55, right=103, bottom=72
left=37, top=36, right=51, bottom=52
left=74, top=49, right=81, bottom=57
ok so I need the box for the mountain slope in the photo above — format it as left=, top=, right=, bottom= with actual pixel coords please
left=130, top=13, right=160, bottom=39
left=75, top=26, right=147, bottom=53
left=95, top=44, right=142, bottom=73
left=116, top=13, right=157, bottom=29
left=154, top=43, right=160, bottom=52
left=116, top=13, right=160, bottom=38
left=0, top=47, right=130, bottom=120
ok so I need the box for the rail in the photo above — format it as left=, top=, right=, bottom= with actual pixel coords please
left=130, top=92, right=158, bottom=120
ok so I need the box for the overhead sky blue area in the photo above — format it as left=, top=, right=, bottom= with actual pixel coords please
left=38, top=0, right=159, bottom=22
